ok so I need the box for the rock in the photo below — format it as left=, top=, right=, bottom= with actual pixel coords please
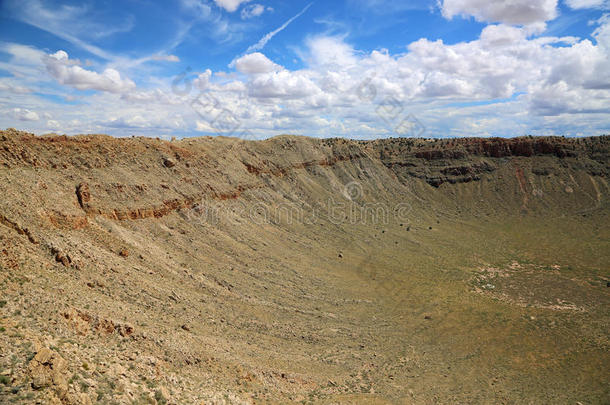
left=110, top=363, right=127, bottom=377
left=118, top=323, right=135, bottom=337
left=34, top=347, right=53, bottom=365
left=62, top=309, right=93, bottom=336
left=119, top=248, right=129, bottom=257
left=338, top=253, right=343, bottom=258
left=55, top=252, right=71, bottom=267
left=28, top=348, right=68, bottom=395
left=78, top=393, right=92, bottom=405
left=96, top=318, right=116, bottom=335
left=62, top=308, right=134, bottom=337
left=76, top=183, right=91, bottom=209
left=424, top=315, right=432, bottom=320
left=162, top=157, right=175, bottom=168
left=181, top=324, right=191, bottom=331
left=155, top=387, right=171, bottom=404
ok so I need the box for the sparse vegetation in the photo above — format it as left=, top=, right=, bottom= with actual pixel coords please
left=0, top=130, right=607, bottom=403
left=154, top=389, right=168, bottom=405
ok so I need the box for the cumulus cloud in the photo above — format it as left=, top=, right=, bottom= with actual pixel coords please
left=441, top=0, right=558, bottom=25
left=214, top=0, right=251, bottom=12
left=195, top=120, right=216, bottom=132
left=193, top=69, right=213, bottom=90
left=121, top=88, right=181, bottom=104
left=226, top=19, right=609, bottom=118
left=235, top=53, right=282, bottom=74
left=12, top=108, right=39, bottom=121
left=46, top=120, right=60, bottom=128
left=44, top=50, right=136, bottom=93
left=305, top=36, right=358, bottom=67
left=479, top=24, right=527, bottom=46
left=2, top=13, right=609, bottom=138
left=248, top=70, right=322, bottom=99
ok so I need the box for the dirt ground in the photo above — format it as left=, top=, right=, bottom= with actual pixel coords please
left=0, top=129, right=608, bottom=404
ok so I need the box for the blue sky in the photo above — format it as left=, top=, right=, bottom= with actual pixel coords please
left=0, top=0, right=609, bottom=138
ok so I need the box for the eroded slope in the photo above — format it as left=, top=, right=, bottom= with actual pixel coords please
left=0, top=129, right=608, bottom=404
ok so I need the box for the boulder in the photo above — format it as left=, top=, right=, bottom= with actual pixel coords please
left=76, top=183, right=91, bottom=209
left=28, top=348, right=68, bottom=396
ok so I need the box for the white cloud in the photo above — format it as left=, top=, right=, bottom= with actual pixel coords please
left=441, top=0, right=558, bottom=25
left=177, top=0, right=251, bottom=47
left=233, top=2, right=313, bottom=63
left=305, top=36, right=358, bottom=67
left=2, top=15, right=609, bottom=138
left=565, top=0, right=608, bottom=8
left=241, top=4, right=265, bottom=19
left=120, top=88, right=181, bottom=104
left=0, top=80, right=31, bottom=94
left=180, top=0, right=212, bottom=16
left=479, top=24, right=527, bottom=46
left=214, top=0, right=251, bottom=12
left=195, top=120, right=216, bottom=132
left=214, top=22, right=609, bottom=134
left=3, top=0, right=126, bottom=61
left=0, top=43, right=46, bottom=66
left=47, top=120, right=60, bottom=129
left=151, top=54, right=180, bottom=62
left=44, top=50, right=136, bottom=93
left=235, top=53, right=282, bottom=74
left=193, top=70, right=213, bottom=90
left=12, top=108, right=39, bottom=121
left=248, top=70, right=322, bottom=99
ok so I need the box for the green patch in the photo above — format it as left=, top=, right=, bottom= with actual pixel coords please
left=80, top=381, right=89, bottom=393
left=25, top=351, right=35, bottom=362
left=154, top=390, right=167, bottom=405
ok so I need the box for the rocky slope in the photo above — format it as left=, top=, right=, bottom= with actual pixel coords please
left=0, top=128, right=608, bottom=404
